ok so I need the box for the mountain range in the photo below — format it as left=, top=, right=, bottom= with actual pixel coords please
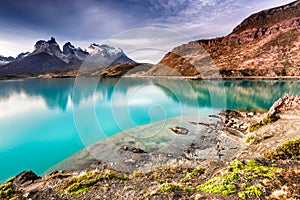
left=0, top=37, right=136, bottom=78
left=0, top=0, right=299, bottom=79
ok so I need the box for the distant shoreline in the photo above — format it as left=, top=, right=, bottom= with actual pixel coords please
left=0, top=75, right=300, bottom=81
left=126, top=75, right=300, bottom=81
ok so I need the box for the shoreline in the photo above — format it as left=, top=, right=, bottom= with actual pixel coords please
left=1, top=95, right=299, bottom=199
left=46, top=115, right=241, bottom=175
left=0, top=74, right=300, bottom=81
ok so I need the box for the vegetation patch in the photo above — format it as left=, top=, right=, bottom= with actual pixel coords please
left=61, top=169, right=129, bottom=195
left=159, top=182, right=182, bottom=193
left=180, top=166, right=204, bottom=183
left=248, top=114, right=278, bottom=132
left=265, top=137, right=300, bottom=160
left=245, top=133, right=273, bottom=145
left=238, top=184, right=263, bottom=199
left=245, top=135, right=261, bottom=145
left=0, top=177, right=15, bottom=199
left=196, top=160, right=281, bottom=196
left=247, top=122, right=262, bottom=132
left=196, top=173, right=237, bottom=195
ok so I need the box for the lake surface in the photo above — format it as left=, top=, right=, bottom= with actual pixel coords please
left=0, top=78, right=299, bottom=182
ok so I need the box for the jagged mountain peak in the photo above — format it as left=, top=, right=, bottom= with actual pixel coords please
left=48, top=37, right=57, bottom=44
left=33, top=37, right=63, bottom=58
left=34, top=37, right=59, bottom=49
left=63, top=42, right=76, bottom=55
left=63, top=42, right=88, bottom=62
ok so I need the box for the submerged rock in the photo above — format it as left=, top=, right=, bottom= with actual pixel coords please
left=120, top=145, right=147, bottom=154
left=170, top=126, right=189, bottom=135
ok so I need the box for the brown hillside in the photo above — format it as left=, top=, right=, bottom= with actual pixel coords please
left=148, top=0, right=300, bottom=78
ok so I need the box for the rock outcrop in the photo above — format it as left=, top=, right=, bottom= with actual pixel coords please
left=267, top=94, right=300, bottom=116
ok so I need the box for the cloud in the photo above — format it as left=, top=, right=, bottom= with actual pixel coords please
left=104, top=27, right=193, bottom=63
left=0, top=0, right=296, bottom=58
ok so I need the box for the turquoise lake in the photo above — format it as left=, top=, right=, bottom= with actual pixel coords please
left=0, top=78, right=299, bottom=182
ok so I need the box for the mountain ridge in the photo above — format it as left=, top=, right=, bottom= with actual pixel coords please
left=0, top=37, right=136, bottom=77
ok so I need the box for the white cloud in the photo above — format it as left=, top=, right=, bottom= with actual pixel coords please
left=103, top=27, right=192, bottom=63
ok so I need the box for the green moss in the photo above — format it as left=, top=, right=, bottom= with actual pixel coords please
left=238, top=191, right=247, bottom=200
left=74, top=187, right=90, bottom=195
left=156, top=164, right=171, bottom=171
left=240, top=184, right=263, bottom=197
left=196, top=160, right=281, bottom=196
left=230, top=160, right=244, bottom=172
left=247, top=122, right=262, bottom=132
left=243, top=160, right=281, bottom=178
left=116, top=175, right=128, bottom=181
left=0, top=181, right=15, bottom=199
left=246, top=185, right=263, bottom=196
left=131, top=171, right=143, bottom=178
left=184, top=187, right=196, bottom=192
left=247, top=114, right=278, bottom=132
left=196, top=173, right=237, bottom=195
left=265, top=137, right=300, bottom=160
left=181, top=167, right=204, bottom=182
left=63, top=170, right=129, bottom=195
left=66, top=175, right=99, bottom=195
left=245, top=135, right=261, bottom=145
left=159, top=183, right=182, bottom=193
left=103, top=170, right=115, bottom=180
left=246, top=133, right=273, bottom=145
left=261, top=114, right=278, bottom=125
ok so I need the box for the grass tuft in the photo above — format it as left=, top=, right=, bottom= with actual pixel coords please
left=248, top=114, right=278, bottom=132
left=265, top=137, right=300, bottom=160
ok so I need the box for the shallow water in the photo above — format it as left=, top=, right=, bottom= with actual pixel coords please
left=0, top=78, right=299, bottom=182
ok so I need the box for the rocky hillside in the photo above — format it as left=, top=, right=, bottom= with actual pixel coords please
left=148, top=0, right=300, bottom=77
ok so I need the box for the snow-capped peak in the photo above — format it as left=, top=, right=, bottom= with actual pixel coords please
left=87, top=43, right=123, bottom=56
left=63, top=42, right=88, bottom=61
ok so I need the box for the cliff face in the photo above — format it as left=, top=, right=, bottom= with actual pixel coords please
left=148, top=0, right=300, bottom=77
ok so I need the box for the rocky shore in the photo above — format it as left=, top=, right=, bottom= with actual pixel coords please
left=1, top=95, right=299, bottom=199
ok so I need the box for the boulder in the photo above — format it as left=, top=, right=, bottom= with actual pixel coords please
left=267, top=94, right=300, bottom=116
left=14, top=170, right=40, bottom=185
left=170, top=126, right=189, bottom=135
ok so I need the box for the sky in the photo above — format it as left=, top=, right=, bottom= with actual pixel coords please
left=0, top=0, right=296, bottom=60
